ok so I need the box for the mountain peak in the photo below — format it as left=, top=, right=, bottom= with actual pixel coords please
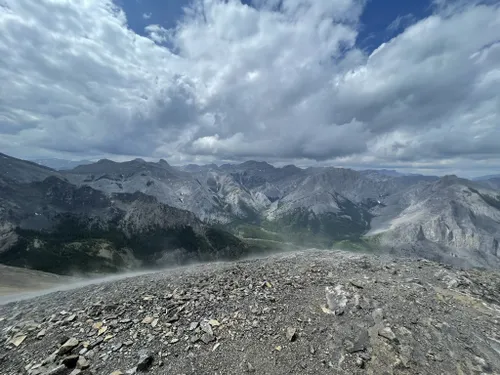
left=239, top=160, right=274, bottom=169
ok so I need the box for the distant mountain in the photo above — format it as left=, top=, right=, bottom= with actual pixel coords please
left=31, top=158, right=93, bottom=170
left=367, top=175, right=500, bottom=267
left=63, top=158, right=233, bottom=223
left=0, top=155, right=252, bottom=274
left=360, top=169, right=404, bottom=177
left=179, top=163, right=219, bottom=173
left=473, top=175, right=500, bottom=191
left=0, top=152, right=60, bottom=183
left=1, top=152, right=500, bottom=270
left=481, top=177, right=500, bottom=191
left=473, top=174, right=500, bottom=181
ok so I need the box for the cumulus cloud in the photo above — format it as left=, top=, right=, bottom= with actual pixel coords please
left=0, top=0, right=499, bottom=175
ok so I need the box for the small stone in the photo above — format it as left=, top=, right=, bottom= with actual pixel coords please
left=62, top=355, right=79, bottom=368
left=379, top=327, right=397, bottom=341
left=212, top=342, right=221, bottom=351
left=189, top=321, right=199, bottom=331
left=309, top=345, right=315, bottom=355
left=355, top=357, right=365, bottom=368
left=190, top=335, right=200, bottom=343
left=321, top=305, right=334, bottom=314
left=110, top=371, right=123, bottom=375
left=200, top=320, right=214, bottom=335
left=93, top=322, right=103, bottom=329
left=350, top=280, right=364, bottom=289
left=137, top=350, right=154, bottom=372
left=66, top=314, right=77, bottom=322
left=42, top=353, right=57, bottom=365
left=347, top=329, right=369, bottom=353
left=9, top=334, right=27, bottom=347
left=246, top=362, right=255, bottom=373
left=166, top=314, right=179, bottom=323
left=58, top=335, right=70, bottom=345
left=201, top=333, right=215, bottom=344
left=325, top=285, right=348, bottom=313
left=151, top=319, right=158, bottom=328
left=76, top=356, right=90, bottom=369
left=209, top=319, right=220, bottom=326
left=69, top=370, right=82, bottom=375
left=286, top=327, right=297, bottom=342
left=37, top=329, right=47, bottom=339
left=372, top=308, right=384, bottom=324
left=142, top=316, right=153, bottom=324
left=98, top=326, right=108, bottom=336
left=58, top=338, right=79, bottom=355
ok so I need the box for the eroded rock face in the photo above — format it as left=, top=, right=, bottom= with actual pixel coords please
left=1, top=250, right=500, bottom=375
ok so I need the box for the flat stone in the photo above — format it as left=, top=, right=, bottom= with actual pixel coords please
left=9, top=334, right=27, bottom=347
left=76, top=356, right=90, bottom=370
left=166, top=314, right=179, bottom=323
left=372, top=308, right=384, bottom=324
left=286, top=327, right=297, bottom=342
left=200, top=320, right=213, bottom=335
left=348, top=329, right=369, bottom=353
left=201, top=333, right=215, bottom=344
left=379, top=327, right=397, bottom=341
left=58, top=338, right=79, bottom=355
left=37, top=329, right=47, bottom=339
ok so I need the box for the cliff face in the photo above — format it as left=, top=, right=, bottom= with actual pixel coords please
left=368, top=177, right=500, bottom=267
left=0, top=176, right=250, bottom=275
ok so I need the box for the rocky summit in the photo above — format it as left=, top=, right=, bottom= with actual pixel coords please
left=1, top=250, right=500, bottom=375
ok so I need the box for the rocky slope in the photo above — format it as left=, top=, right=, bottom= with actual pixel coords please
left=0, top=153, right=61, bottom=184
left=0, top=175, right=250, bottom=274
left=367, top=176, right=500, bottom=268
left=63, top=159, right=231, bottom=223
left=1, top=250, right=500, bottom=375
left=0, top=265, right=72, bottom=297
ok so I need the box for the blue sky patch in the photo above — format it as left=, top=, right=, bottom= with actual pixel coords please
left=115, top=0, right=434, bottom=53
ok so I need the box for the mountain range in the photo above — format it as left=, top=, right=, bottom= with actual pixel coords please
left=1, top=152, right=499, bottom=273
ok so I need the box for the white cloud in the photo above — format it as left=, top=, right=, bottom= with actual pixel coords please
left=143, top=12, right=152, bottom=19
left=0, top=0, right=499, bottom=175
left=145, top=24, right=169, bottom=43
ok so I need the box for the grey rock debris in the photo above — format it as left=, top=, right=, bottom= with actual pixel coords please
left=1, top=250, right=500, bottom=375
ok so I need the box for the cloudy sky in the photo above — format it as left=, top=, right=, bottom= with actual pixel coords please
left=0, top=0, right=499, bottom=177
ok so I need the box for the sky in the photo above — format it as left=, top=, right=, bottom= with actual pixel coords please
left=0, top=0, right=499, bottom=177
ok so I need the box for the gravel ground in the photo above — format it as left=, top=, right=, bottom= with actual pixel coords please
left=1, top=249, right=500, bottom=375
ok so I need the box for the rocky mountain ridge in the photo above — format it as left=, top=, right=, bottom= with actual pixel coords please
left=0, top=166, right=251, bottom=274
left=1, top=153, right=499, bottom=271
